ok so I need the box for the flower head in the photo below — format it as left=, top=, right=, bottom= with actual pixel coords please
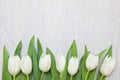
left=100, top=55, right=116, bottom=76
left=21, top=55, right=32, bottom=75
left=86, top=54, right=99, bottom=71
left=68, top=57, right=79, bottom=76
left=8, top=55, right=21, bottom=76
left=39, top=54, right=51, bottom=72
left=56, top=54, right=65, bottom=73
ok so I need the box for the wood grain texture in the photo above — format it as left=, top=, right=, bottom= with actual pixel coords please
left=0, top=0, right=120, bottom=80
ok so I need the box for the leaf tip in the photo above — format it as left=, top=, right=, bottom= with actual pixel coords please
left=31, top=35, right=35, bottom=41
left=19, top=40, right=22, bottom=44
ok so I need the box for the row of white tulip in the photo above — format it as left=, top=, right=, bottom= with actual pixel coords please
left=8, top=55, right=32, bottom=80
left=8, top=52, right=115, bottom=80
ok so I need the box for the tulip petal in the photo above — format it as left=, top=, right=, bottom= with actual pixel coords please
left=21, top=56, right=32, bottom=75
left=39, top=54, right=51, bottom=72
left=68, top=57, right=79, bottom=76
left=8, top=55, right=21, bottom=76
left=56, top=54, right=65, bottom=73
left=86, top=55, right=99, bottom=71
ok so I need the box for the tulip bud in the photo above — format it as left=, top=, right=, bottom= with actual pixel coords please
left=8, top=55, right=21, bottom=76
left=100, top=55, right=116, bottom=76
left=56, top=54, right=65, bottom=73
left=39, top=54, right=51, bottom=72
left=68, top=57, right=79, bottom=76
left=21, top=55, right=32, bottom=75
left=86, top=54, right=99, bottom=71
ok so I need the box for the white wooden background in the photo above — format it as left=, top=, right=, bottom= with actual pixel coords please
left=0, top=0, right=120, bottom=80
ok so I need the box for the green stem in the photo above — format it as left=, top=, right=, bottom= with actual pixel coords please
left=100, top=75, right=104, bottom=80
left=27, top=74, right=29, bottom=80
left=60, top=74, right=62, bottom=80
left=70, top=75, right=73, bottom=80
left=13, top=75, right=15, bottom=80
left=85, top=70, right=90, bottom=80
left=40, top=72, right=44, bottom=80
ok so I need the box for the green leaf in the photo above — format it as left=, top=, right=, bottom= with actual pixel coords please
left=16, top=73, right=26, bottom=80
left=37, top=38, right=43, bottom=79
left=106, top=45, right=112, bottom=57
left=13, top=41, right=27, bottom=80
left=37, top=38, right=43, bottom=60
left=14, top=41, right=22, bottom=56
left=46, top=48, right=60, bottom=80
left=81, top=45, right=89, bottom=80
left=71, top=40, right=79, bottom=80
left=2, top=46, right=12, bottom=80
left=61, top=42, right=72, bottom=80
left=32, top=46, right=39, bottom=80
left=28, top=36, right=35, bottom=58
left=98, top=49, right=107, bottom=58
left=43, top=71, right=52, bottom=80
left=27, top=36, right=36, bottom=80
left=71, top=40, right=78, bottom=57
left=61, top=40, right=78, bottom=80
left=97, top=45, right=112, bottom=80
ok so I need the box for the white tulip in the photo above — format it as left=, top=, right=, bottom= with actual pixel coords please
left=39, top=54, right=51, bottom=72
left=56, top=54, right=65, bottom=73
left=86, top=54, right=99, bottom=71
left=100, top=55, right=116, bottom=76
left=21, top=55, right=32, bottom=75
left=8, top=55, right=21, bottom=76
left=68, top=57, right=79, bottom=76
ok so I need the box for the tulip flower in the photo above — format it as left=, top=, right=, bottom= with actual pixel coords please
left=100, top=55, right=116, bottom=80
left=8, top=55, right=21, bottom=80
left=85, top=54, right=99, bottom=80
left=39, top=54, right=51, bottom=80
left=68, top=57, right=79, bottom=80
left=56, top=54, right=65, bottom=73
left=21, top=55, right=32, bottom=80
left=86, top=55, right=99, bottom=70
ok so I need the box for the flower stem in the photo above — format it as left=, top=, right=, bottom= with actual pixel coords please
left=60, top=74, right=62, bottom=80
left=13, top=75, right=15, bottom=80
left=100, top=75, right=104, bottom=80
left=40, top=72, right=44, bottom=80
left=27, top=74, right=29, bottom=80
left=70, top=75, right=73, bottom=80
left=85, top=70, right=90, bottom=80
